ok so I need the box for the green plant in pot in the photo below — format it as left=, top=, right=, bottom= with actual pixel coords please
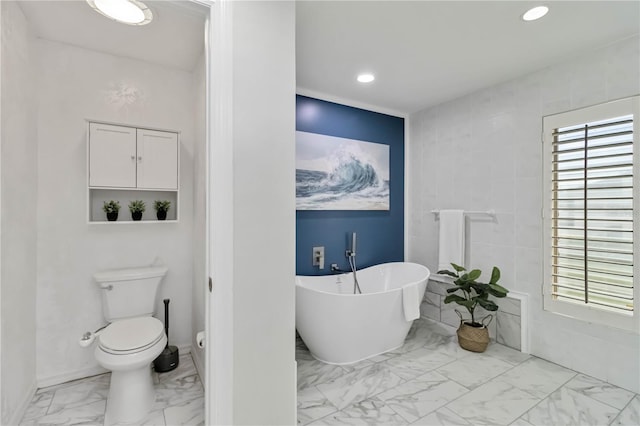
left=153, top=200, right=171, bottom=221
left=103, top=200, right=121, bottom=222
left=438, top=263, right=509, bottom=352
left=128, top=200, right=146, bottom=221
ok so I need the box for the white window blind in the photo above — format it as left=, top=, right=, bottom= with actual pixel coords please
left=543, top=96, right=640, bottom=332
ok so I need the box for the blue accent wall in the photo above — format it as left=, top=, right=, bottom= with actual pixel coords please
left=296, top=95, right=405, bottom=275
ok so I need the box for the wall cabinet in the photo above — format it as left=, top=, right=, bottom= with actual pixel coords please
left=89, top=123, right=178, bottom=190
left=88, top=121, right=180, bottom=223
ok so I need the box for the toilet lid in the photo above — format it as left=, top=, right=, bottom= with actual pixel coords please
left=99, top=317, right=164, bottom=353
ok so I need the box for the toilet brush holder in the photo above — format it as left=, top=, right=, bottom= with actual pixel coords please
left=154, top=299, right=179, bottom=372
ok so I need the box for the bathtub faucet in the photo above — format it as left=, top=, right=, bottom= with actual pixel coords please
left=345, top=232, right=362, bottom=294
left=346, top=232, right=356, bottom=258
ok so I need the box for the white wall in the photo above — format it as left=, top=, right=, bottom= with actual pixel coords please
left=408, top=36, right=640, bottom=393
left=191, top=52, right=206, bottom=377
left=0, top=1, right=38, bottom=422
left=35, top=39, right=196, bottom=385
left=230, top=1, right=296, bottom=423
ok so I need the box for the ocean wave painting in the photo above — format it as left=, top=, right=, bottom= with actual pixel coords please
left=296, top=131, right=390, bottom=210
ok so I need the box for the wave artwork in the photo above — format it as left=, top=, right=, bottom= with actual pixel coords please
left=296, top=131, right=390, bottom=210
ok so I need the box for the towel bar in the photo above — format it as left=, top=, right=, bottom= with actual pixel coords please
left=431, top=209, right=495, bottom=216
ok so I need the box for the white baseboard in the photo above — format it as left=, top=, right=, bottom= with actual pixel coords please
left=36, top=344, right=193, bottom=390
left=37, top=365, right=108, bottom=389
left=8, top=380, right=37, bottom=425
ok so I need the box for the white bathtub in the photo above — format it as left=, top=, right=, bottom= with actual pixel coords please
left=295, top=262, right=430, bottom=364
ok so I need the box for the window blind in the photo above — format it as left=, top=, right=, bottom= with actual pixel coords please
left=551, top=114, right=634, bottom=313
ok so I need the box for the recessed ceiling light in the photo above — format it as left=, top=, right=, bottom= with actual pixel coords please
left=86, top=0, right=153, bottom=26
left=522, top=5, right=549, bottom=21
left=357, top=73, right=375, bottom=83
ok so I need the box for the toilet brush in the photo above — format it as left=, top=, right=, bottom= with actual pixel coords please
left=154, top=298, right=179, bottom=372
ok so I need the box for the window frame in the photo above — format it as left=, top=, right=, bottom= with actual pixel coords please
left=542, top=96, right=640, bottom=333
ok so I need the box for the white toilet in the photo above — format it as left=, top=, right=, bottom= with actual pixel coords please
left=92, top=265, right=168, bottom=425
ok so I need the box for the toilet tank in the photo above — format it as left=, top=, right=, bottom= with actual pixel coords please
left=93, top=265, right=168, bottom=322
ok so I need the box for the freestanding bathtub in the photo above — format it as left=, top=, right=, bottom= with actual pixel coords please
left=296, top=262, right=430, bottom=364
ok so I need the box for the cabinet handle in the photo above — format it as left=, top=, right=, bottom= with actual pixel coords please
left=138, top=156, right=142, bottom=162
left=130, top=155, right=135, bottom=160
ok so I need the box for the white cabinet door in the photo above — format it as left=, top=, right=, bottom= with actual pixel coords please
left=136, top=129, right=179, bottom=190
left=89, top=123, right=137, bottom=188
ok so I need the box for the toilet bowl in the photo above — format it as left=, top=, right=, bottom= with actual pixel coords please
left=95, top=316, right=167, bottom=425
left=90, top=264, right=168, bottom=423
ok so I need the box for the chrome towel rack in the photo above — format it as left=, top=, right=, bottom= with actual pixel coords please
left=430, top=209, right=496, bottom=217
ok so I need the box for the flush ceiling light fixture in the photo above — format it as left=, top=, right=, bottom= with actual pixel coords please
left=86, top=0, right=153, bottom=26
left=357, top=73, right=375, bottom=83
left=522, top=5, right=549, bottom=21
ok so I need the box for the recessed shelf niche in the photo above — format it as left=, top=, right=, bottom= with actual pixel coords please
left=89, top=189, right=178, bottom=223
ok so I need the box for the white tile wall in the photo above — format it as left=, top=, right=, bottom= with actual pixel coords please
left=409, top=36, right=640, bottom=393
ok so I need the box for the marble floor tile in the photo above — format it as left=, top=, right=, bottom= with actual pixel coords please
left=163, top=396, right=204, bottom=426
left=316, top=363, right=404, bottom=410
left=296, top=318, right=639, bottom=426
left=384, top=347, right=454, bottom=381
left=445, top=380, right=541, bottom=425
left=309, top=398, right=408, bottom=426
left=523, top=386, right=620, bottom=426
left=153, top=373, right=204, bottom=411
left=111, top=409, right=166, bottom=426
left=416, top=332, right=451, bottom=352
left=435, top=355, right=513, bottom=389
left=368, top=352, right=401, bottom=363
left=377, top=371, right=469, bottom=423
left=411, top=407, right=471, bottom=425
left=509, top=417, right=535, bottom=426
left=473, top=342, right=530, bottom=366
left=340, top=358, right=376, bottom=373
left=563, top=374, right=635, bottom=410
left=425, top=335, right=470, bottom=359
left=297, top=386, right=338, bottom=425
left=297, top=358, right=348, bottom=390
left=47, top=375, right=110, bottom=416
left=20, top=354, right=204, bottom=426
left=19, top=399, right=106, bottom=426
left=612, top=395, right=640, bottom=426
left=493, top=357, right=576, bottom=399
left=21, top=390, right=55, bottom=421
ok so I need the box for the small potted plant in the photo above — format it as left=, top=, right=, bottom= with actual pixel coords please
left=438, top=263, right=509, bottom=353
left=128, top=200, right=146, bottom=221
left=153, top=200, right=171, bottom=221
left=103, top=200, right=121, bottom=222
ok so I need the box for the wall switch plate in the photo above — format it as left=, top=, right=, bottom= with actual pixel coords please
left=312, top=246, right=325, bottom=269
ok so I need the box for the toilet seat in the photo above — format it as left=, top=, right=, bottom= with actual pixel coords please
left=99, top=317, right=165, bottom=355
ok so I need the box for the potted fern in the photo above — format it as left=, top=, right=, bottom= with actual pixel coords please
left=103, top=200, right=121, bottom=222
left=438, top=263, right=509, bottom=352
left=128, top=200, right=146, bottom=221
left=153, top=200, right=171, bottom=221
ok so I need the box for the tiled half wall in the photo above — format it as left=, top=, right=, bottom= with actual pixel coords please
left=421, top=276, right=528, bottom=352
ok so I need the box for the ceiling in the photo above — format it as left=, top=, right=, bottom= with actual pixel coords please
left=18, top=0, right=207, bottom=72
left=17, top=1, right=640, bottom=114
left=296, top=1, right=640, bottom=114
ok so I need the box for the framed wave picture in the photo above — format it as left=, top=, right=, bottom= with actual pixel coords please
left=296, top=131, right=390, bottom=210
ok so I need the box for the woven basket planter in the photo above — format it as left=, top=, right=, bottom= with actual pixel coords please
left=455, top=310, right=492, bottom=353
